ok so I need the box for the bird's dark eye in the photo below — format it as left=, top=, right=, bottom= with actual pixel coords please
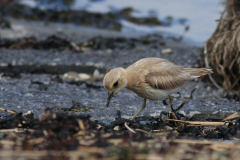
left=113, top=81, right=118, bottom=87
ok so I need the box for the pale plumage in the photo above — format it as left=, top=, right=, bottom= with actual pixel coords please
left=103, top=57, right=212, bottom=120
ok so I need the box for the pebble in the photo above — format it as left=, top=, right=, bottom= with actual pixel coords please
left=78, top=73, right=91, bottom=81
left=162, top=48, right=173, bottom=54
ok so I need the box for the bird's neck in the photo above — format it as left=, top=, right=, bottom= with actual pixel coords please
left=125, top=68, right=138, bottom=90
left=124, top=69, right=133, bottom=90
left=119, top=68, right=128, bottom=89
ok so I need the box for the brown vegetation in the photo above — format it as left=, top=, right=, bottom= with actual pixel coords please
left=205, top=0, right=240, bottom=92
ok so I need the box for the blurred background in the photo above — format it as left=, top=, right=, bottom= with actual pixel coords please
left=1, top=0, right=224, bottom=44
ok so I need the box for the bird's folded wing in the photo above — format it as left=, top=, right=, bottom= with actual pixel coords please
left=145, top=67, right=188, bottom=90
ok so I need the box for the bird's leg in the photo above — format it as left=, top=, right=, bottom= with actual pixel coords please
left=162, top=96, right=173, bottom=120
left=130, top=98, right=146, bottom=121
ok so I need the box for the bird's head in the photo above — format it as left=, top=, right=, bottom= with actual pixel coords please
left=103, top=68, right=128, bottom=107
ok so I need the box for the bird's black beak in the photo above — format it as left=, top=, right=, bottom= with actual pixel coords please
left=106, top=92, right=114, bottom=107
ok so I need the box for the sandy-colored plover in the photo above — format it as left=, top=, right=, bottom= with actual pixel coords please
left=103, top=58, right=212, bottom=120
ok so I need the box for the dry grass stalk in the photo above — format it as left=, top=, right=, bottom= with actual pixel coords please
left=78, top=119, right=85, bottom=130
left=124, top=122, right=136, bottom=133
left=135, top=129, right=152, bottom=134
left=0, top=107, right=16, bottom=114
left=205, top=0, right=240, bottom=92
left=222, top=112, right=240, bottom=121
left=166, top=119, right=230, bottom=126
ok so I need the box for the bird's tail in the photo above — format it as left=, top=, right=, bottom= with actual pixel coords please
left=184, top=68, right=213, bottom=79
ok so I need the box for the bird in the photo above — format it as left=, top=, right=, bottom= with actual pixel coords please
left=103, top=57, right=212, bottom=121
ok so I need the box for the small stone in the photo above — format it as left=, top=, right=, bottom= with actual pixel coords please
left=164, top=126, right=173, bottom=131
left=113, top=126, right=120, bottom=131
left=93, top=69, right=101, bottom=80
left=63, top=71, right=80, bottom=81
left=95, top=63, right=104, bottom=68
left=162, top=48, right=173, bottom=54
left=178, top=110, right=186, bottom=116
left=189, top=111, right=201, bottom=118
left=57, top=27, right=63, bottom=33
left=78, top=73, right=91, bottom=81
left=106, top=49, right=112, bottom=54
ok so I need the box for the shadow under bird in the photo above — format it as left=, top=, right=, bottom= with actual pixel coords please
left=103, top=57, right=212, bottom=120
